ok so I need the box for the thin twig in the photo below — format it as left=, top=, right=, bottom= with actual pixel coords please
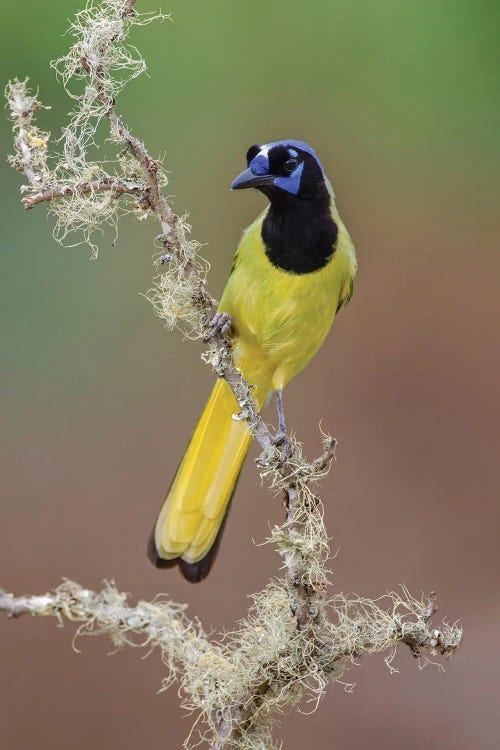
left=22, top=177, right=144, bottom=209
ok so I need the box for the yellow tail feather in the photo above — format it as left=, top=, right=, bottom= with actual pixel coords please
left=149, top=378, right=266, bottom=582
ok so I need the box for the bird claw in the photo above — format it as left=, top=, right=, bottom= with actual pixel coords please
left=256, top=449, right=269, bottom=468
left=271, top=430, right=294, bottom=465
left=204, top=312, right=232, bottom=341
left=255, top=432, right=294, bottom=467
left=271, top=430, right=287, bottom=446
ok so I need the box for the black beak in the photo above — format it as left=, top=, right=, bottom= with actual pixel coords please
left=230, top=168, right=274, bottom=190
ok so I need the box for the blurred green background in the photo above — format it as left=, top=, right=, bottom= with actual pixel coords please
left=1, top=2, right=498, bottom=749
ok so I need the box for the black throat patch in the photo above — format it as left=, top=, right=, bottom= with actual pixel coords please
left=261, top=192, right=338, bottom=274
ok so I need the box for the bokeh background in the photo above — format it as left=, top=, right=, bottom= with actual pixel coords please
left=1, top=1, right=498, bottom=748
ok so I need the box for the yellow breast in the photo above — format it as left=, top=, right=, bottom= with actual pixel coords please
left=219, top=208, right=356, bottom=393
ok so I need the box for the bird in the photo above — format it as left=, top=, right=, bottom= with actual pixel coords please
left=148, top=139, right=357, bottom=582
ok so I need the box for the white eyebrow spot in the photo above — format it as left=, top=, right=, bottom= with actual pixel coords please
left=288, top=148, right=298, bottom=157
left=258, top=144, right=270, bottom=157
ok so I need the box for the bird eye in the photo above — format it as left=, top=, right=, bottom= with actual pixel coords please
left=284, top=157, right=299, bottom=172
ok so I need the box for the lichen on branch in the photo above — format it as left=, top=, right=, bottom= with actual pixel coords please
left=6, top=0, right=169, bottom=256
left=0, top=582, right=461, bottom=750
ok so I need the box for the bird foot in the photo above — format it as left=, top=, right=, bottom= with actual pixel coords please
left=256, top=449, right=270, bottom=468
left=271, top=430, right=294, bottom=465
left=255, top=433, right=294, bottom=467
left=204, top=312, right=232, bottom=341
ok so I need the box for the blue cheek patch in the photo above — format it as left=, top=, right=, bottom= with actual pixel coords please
left=249, top=153, right=269, bottom=175
left=273, top=161, right=304, bottom=195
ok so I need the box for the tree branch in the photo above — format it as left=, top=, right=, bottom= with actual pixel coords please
left=0, top=582, right=461, bottom=749
left=22, top=177, right=145, bottom=208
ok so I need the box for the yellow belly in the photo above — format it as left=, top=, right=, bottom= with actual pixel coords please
left=219, top=210, right=356, bottom=392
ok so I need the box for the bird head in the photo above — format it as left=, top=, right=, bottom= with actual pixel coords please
left=231, top=140, right=326, bottom=200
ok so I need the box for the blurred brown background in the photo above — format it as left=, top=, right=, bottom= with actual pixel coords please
left=0, top=1, right=498, bottom=748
